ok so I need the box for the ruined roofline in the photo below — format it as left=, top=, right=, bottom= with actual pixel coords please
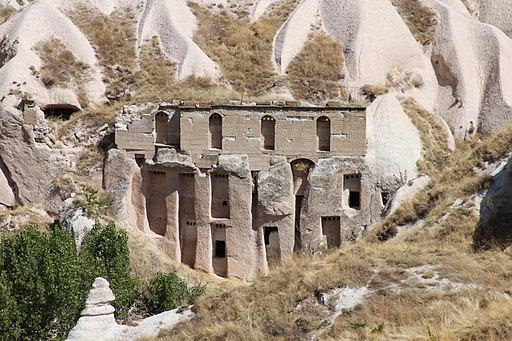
left=158, top=100, right=368, bottom=111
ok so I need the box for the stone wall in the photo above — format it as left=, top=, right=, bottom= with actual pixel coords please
left=109, top=102, right=381, bottom=281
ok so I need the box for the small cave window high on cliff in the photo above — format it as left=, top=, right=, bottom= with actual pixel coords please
left=155, top=112, right=169, bottom=144
left=344, top=174, right=361, bottom=210
left=322, top=217, right=341, bottom=248
left=209, top=113, right=223, bottom=150
left=211, top=172, right=230, bottom=219
left=261, top=115, right=275, bottom=150
left=43, top=104, right=79, bottom=120
left=317, top=116, right=331, bottom=151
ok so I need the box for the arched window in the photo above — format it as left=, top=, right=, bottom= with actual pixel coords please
left=317, top=116, right=331, bottom=151
left=209, top=113, right=222, bottom=150
left=155, top=112, right=168, bottom=144
left=261, top=115, right=275, bottom=150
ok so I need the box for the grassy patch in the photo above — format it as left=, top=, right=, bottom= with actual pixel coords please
left=391, top=0, right=438, bottom=47
left=190, top=0, right=300, bottom=97
left=33, top=38, right=92, bottom=107
left=0, top=7, right=16, bottom=24
left=66, top=5, right=137, bottom=101
left=399, top=97, right=451, bottom=175
left=286, top=33, right=347, bottom=102
left=133, top=39, right=238, bottom=102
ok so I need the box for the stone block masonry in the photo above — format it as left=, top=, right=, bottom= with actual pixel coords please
left=109, top=101, right=384, bottom=281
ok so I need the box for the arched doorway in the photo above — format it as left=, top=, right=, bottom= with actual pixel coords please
left=209, top=113, right=223, bottom=150
left=261, top=115, right=275, bottom=150
left=317, top=116, right=331, bottom=151
left=155, top=112, right=168, bottom=144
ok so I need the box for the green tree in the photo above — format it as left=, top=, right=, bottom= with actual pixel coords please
left=144, top=272, right=205, bottom=315
left=0, top=226, right=84, bottom=340
left=79, top=222, right=135, bottom=320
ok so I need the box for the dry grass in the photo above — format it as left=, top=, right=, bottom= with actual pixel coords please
left=360, top=67, right=424, bottom=100
left=151, top=124, right=512, bottom=341
left=399, top=97, right=451, bottom=175
left=0, top=7, right=16, bottom=24
left=391, top=0, right=438, bottom=47
left=190, top=0, right=300, bottom=97
left=34, top=38, right=92, bottom=107
left=66, top=6, right=137, bottom=101
left=286, top=33, right=347, bottom=102
left=133, top=39, right=239, bottom=103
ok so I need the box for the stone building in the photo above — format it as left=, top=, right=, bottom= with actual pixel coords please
left=108, top=100, right=385, bottom=280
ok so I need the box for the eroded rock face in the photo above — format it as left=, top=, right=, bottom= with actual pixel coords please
left=67, top=277, right=119, bottom=341
left=66, top=278, right=193, bottom=341
left=0, top=109, right=57, bottom=211
left=475, top=157, right=512, bottom=248
left=59, top=198, right=96, bottom=248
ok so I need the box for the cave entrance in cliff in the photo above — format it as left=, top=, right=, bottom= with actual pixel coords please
left=155, top=112, right=169, bottom=144
left=317, top=116, right=331, bottom=151
left=146, top=170, right=168, bottom=236
left=343, top=174, right=361, bottom=210
left=211, top=223, right=227, bottom=277
left=321, top=216, right=341, bottom=248
left=264, top=226, right=280, bottom=264
left=42, top=104, right=79, bottom=120
left=179, top=173, right=196, bottom=267
left=211, top=172, right=230, bottom=219
left=261, top=115, right=275, bottom=150
left=291, top=158, right=315, bottom=252
left=209, top=113, right=223, bottom=150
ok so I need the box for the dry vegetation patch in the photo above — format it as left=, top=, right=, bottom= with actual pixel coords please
left=399, top=97, right=451, bottom=175
left=134, top=39, right=238, bottom=102
left=0, top=7, right=16, bottom=24
left=286, top=33, right=347, bottom=102
left=33, top=38, right=92, bottom=107
left=391, top=0, right=438, bottom=47
left=152, top=124, right=512, bottom=340
left=189, top=0, right=300, bottom=97
left=66, top=5, right=137, bottom=101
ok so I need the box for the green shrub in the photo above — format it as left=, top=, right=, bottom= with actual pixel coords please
left=0, top=226, right=84, bottom=340
left=144, top=272, right=206, bottom=315
left=79, top=222, right=136, bottom=320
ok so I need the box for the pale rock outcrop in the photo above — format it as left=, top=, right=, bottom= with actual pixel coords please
left=319, top=0, right=437, bottom=109
left=272, top=0, right=320, bottom=74
left=257, top=156, right=294, bottom=216
left=365, top=94, right=422, bottom=179
left=104, top=149, right=148, bottom=231
left=59, top=197, right=95, bottom=248
left=251, top=0, right=274, bottom=22
left=215, top=154, right=252, bottom=179
left=386, top=176, right=430, bottom=215
left=138, top=0, right=221, bottom=80
left=473, top=0, right=512, bottom=38
left=67, top=277, right=193, bottom=341
left=424, top=0, right=512, bottom=136
left=475, top=157, right=512, bottom=248
left=0, top=164, right=15, bottom=207
left=0, top=110, right=57, bottom=211
left=154, top=148, right=199, bottom=172
left=67, top=277, right=120, bottom=341
left=0, top=0, right=105, bottom=108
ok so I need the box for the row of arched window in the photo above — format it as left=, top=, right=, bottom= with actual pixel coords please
left=208, top=114, right=331, bottom=151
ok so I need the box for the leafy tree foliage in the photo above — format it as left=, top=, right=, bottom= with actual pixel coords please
left=0, top=223, right=205, bottom=340
left=79, top=223, right=135, bottom=320
left=0, top=226, right=84, bottom=340
left=144, top=272, right=205, bottom=315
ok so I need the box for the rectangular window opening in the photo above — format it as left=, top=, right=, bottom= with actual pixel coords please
left=214, top=240, right=226, bottom=258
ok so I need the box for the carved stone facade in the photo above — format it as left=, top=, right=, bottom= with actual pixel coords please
left=110, top=101, right=384, bottom=280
